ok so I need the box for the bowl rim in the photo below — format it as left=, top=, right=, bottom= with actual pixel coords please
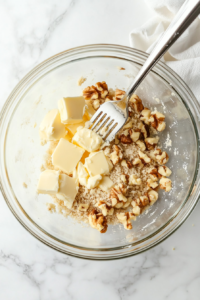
left=0, top=43, right=200, bottom=260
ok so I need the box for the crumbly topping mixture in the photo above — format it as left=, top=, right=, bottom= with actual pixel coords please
left=43, top=81, right=172, bottom=233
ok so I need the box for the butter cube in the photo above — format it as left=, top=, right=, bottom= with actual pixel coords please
left=73, top=127, right=102, bottom=152
left=58, top=97, right=85, bottom=124
left=66, top=115, right=88, bottom=135
left=99, top=176, right=114, bottom=192
left=39, top=109, right=66, bottom=144
left=37, top=170, right=60, bottom=194
left=56, top=174, right=78, bottom=208
left=77, top=162, right=89, bottom=186
left=52, top=138, right=85, bottom=174
left=87, top=175, right=102, bottom=189
left=85, top=151, right=110, bottom=176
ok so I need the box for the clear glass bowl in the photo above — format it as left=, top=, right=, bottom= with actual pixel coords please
left=0, top=44, right=200, bottom=260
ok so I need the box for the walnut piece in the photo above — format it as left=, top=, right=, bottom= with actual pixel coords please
left=82, top=85, right=99, bottom=100
left=121, top=174, right=129, bottom=184
left=160, top=177, right=172, bottom=192
left=78, top=77, right=86, bottom=86
left=148, top=190, right=158, bottom=205
left=78, top=203, right=89, bottom=212
left=149, top=148, right=169, bottom=165
left=132, top=206, right=141, bottom=216
left=117, top=212, right=136, bottom=230
left=132, top=157, right=143, bottom=167
left=145, top=136, right=159, bottom=150
left=158, top=166, right=172, bottom=177
left=140, top=108, right=151, bottom=124
left=110, top=184, right=127, bottom=208
left=136, top=140, right=146, bottom=151
left=149, top=111, right=166, bottom=132
left=129, top=94, right=144, bottom=112
left=114, top=89, right=126, bottom=101
left=129, top=129, right=140, bottom=142
left=138, top=150, right=151, bottom=164
left=96, top=201, right=114, bottom=216
left=110, top=145, right=123, bottom=165
left=147, top=178, right=159, bottom=189
left=93, top=99, right=100, bottom=110
left=88, top=209, right=108, bottom=233
left=119, top=134, right=132, bottom=144
left=95, top=81, right=108, bottom=98
left=129, top=174, right=142, bottom=185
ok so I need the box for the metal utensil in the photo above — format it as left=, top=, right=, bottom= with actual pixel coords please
left=90, top=0, right=200, bottom=142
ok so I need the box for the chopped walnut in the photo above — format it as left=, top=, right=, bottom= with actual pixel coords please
left=139, top=195, right=150, bottom=206
left=78, top=77, right=86, bottom=86
left=88, top=209, right=108, bottom=233
left=129, top=129, right=140, bottom=142
left=93, top=99, right=100, bottom=110
left=138, top=121, right=149, bottom=138
left=110, top=145, right=123, bottom=164
left=132, top=206, right=141, bottom=216
left=138, top=151, right=151, bottom=164
left=119, top=134, right=132, bottom=144
left=82, top=85, right=99, bottom=100
left=149, top=111, right=166, bottom=131
left=121, top=160, right=132, bottom=169
left=123, top=120, right=133, bottom=129
left=148, top=190, right=158, bottom=205
left=96, top=201, right=114, bottom=216
left=132, top=157, right=143, bottom=167
left=121, top=174, right=129, bottom=184
left=114, top=89, right=126, bottom=101
left=149, top=148, right=169, bottom=165
left=95, top=81, right=108, bottom=98
left=117, top=212, right=136, bottom=230
left=147, top=178, right=159, bottom=189
left=145, top=136, right=159, bottom=150
left=136, top=140, right=146, bottom=151
left=158, top=166, right=172, bottom=177
left=78, top=203, right=89, bottom=212
left=140, top=108, right=151, bottom=124
left=129, top=174, right=142, bottom=185
left=110, top=184, right=127, bottom=208
left=160, top=177, right=172, bottom=192
left=129, top=94, right=144, bottom=113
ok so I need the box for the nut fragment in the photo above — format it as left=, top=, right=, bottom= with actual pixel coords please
left=114, top=89, right=126, bottom=101
left=132, top=157, right=143, bottom=167
left=148, top=190, right=158, bottom=205
left=110, top=184, right=127, bottom=208
left=160, top=177, right=172, bottom=192
left=149, top=148, right=169, bottom=165
left=121, top=174, right=129, bottom=184
left=123, top=120, right=133, bottom=129
left=93, top=99, right=100, bottom=110
left=129, top=94, right=144, bottom=112
left=158, top=166, right=172, bottom=177
left=129, top=174, right=142, bottom=185
left=96, top=201, right=114, bottom=216
left=129, top=129, right=140, bottom=142
left=147, top=178, right=159, bottom=189
left=145, top=136, right=159, bottom=150
left=140, top=108, right=151, bottom=124
left=149, top=111, right=166, bottom=131
left=82, top=85, right=99, bottom=100
left=136, top=140, right=146, bottom=151
left=119, top=134, right=132, bottom=144
left=88, top=209, right=108, bottom=233
left=138, top=151, right=151, bottom=164
left=117, top=212, right=136, bottom=230
left=78, top=203, right=89, bottom=212
left=95, top=81, right=108, bottom=98
left=110, top=145, right=123, bottom=165
left=132, top=206, right=141, bottom=216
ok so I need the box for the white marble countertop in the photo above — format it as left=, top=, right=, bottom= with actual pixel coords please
left=1, top=1, right=200, bottom=299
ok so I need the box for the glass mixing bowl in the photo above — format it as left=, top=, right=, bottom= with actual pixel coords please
left=0, top=44, right=200, bottom=260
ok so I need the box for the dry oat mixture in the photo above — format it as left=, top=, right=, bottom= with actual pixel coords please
left=40, top=81, right=172, bottom=233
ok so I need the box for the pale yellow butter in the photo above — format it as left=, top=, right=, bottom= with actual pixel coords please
left=58, top=96, right=85, bottom=124
left=87, top=175, right=102, bottom=189
left=39, top=109, right=66, bottom=144
left=85, top=151, right=110, bottom=176
left=73, top=127, right=102, bottom=152
left=52, top=138, right=85, bottom=174
left=37, top=170, right=60, bottom=194
left=66, top=115, right=88, bottom=135
left=98, top=176, right=114, bottom=192
left=77, top=162, right=89, bottom=186
left=56, top=174, right=78, bottom=208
